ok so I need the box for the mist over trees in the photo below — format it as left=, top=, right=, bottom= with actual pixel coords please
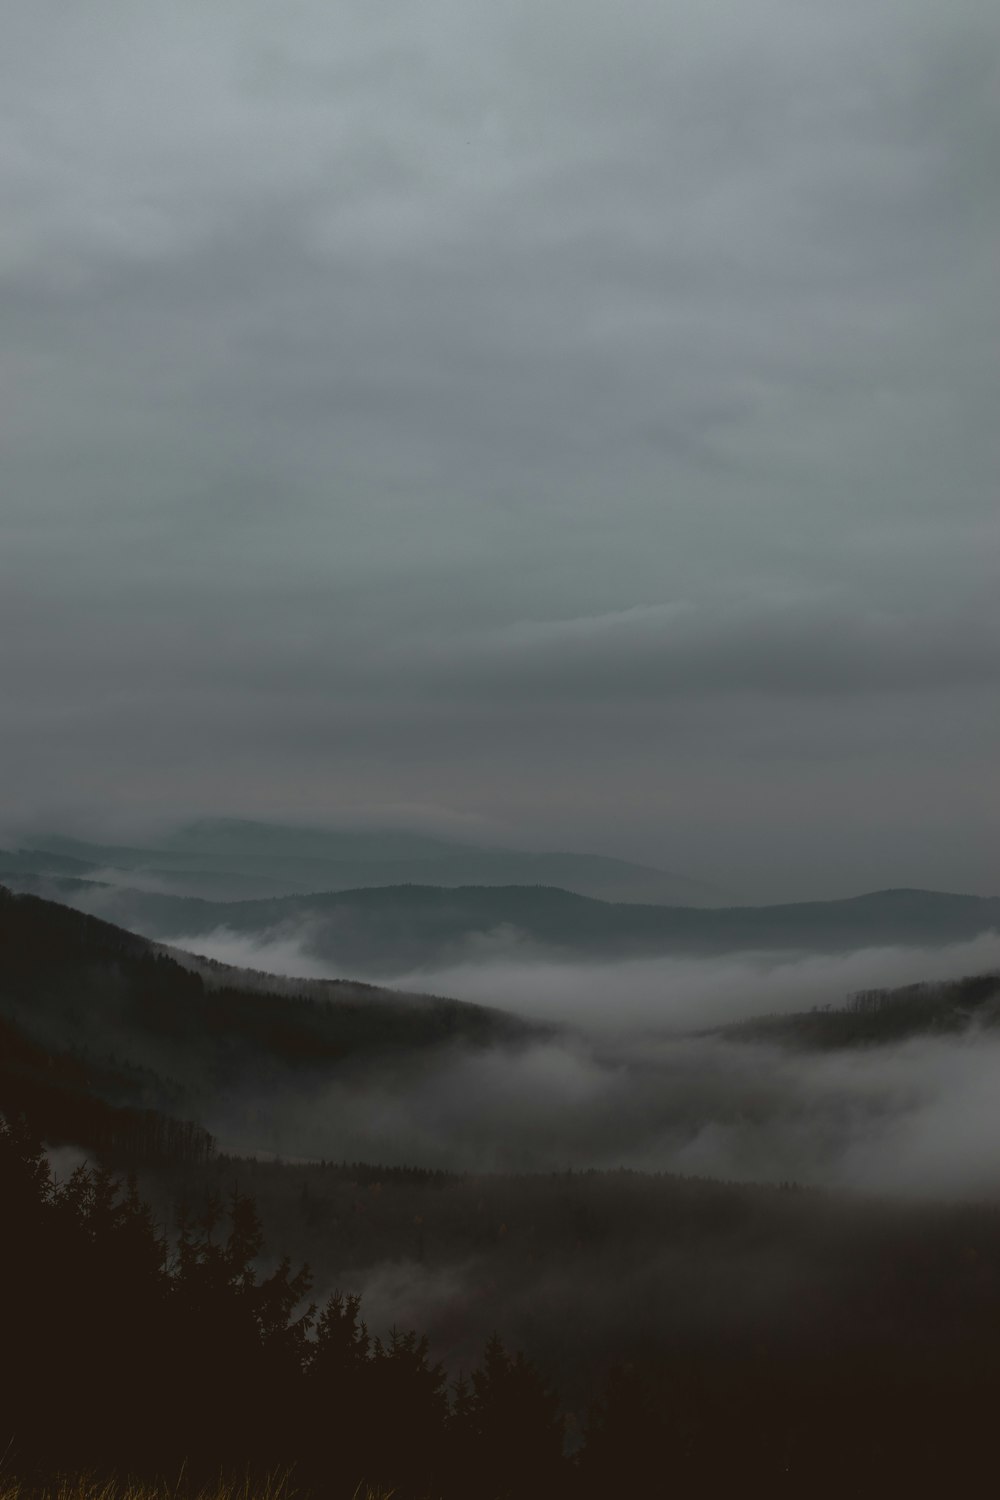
left=6, top=881, right=1000, bottom=1491
left=0, top=885, right=533, bottom=1113
left=9, top=1109, right=1000, bottom=1494
left=0, top=1114, right=564, bottom=1496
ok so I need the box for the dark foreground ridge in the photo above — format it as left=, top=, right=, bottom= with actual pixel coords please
left=7, top=1118, right=1000, bottom=1496
left=0, top=885, right=537, bottom=1160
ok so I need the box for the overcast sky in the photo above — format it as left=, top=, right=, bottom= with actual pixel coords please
left=2, top=0, right=998, bottom=898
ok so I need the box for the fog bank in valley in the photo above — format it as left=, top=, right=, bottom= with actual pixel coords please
left=222, top=1026, right=1000, bottom=1198
left=164, top=924, right=1000, bottom=1030
left=159, top=924, right=1000, bottom=1200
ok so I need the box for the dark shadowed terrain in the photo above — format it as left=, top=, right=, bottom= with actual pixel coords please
left=6, top=881, right=1000, bottom=1493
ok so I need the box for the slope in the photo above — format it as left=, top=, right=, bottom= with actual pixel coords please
left=0, top=886, right=537, bottom=1119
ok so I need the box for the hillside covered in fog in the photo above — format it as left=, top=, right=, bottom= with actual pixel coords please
left=4, top=882, right=1000, bottom=1187
left=5, top=883, right=1000, bottom=1493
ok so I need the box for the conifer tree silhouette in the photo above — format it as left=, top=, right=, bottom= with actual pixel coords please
left=454, top=1333, right=565, bottom=1498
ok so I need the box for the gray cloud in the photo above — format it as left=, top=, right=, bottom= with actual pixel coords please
left=2, top=0, right=998, bottom=896
left=376, top=935, right=1000, bottom=1032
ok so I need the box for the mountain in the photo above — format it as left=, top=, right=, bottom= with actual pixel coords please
left=722, top=968, right=1000, bottom=1049
left=12, top=878, right=1000, bottom=976
left=0, top=1011, right=215, bottom=1165
left=4, top=816, right=721, bottom=904
left=0, top=885, right=537, bottom=1157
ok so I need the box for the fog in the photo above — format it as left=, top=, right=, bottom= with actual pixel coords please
left=199, top=1019, right=1000, bottom=1199
left=152, top=923, right=1000, bottom=1199
left=381, top=934, right=1000, bottom=1031
left=163, top=924, right=1000, bottom=1029
left=165, top=926, right=338, bottom=985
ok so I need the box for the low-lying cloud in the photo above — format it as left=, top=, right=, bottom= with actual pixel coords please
left=204, top=1021, right=1000, bottom=1200
left=163, top=924, right=1000, bottom=1029
left=165, top=925, right=337, bottom=983
left=163, top=923, right=1000, bottom=1199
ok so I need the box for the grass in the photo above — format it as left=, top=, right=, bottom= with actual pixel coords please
left=0, top=1480, right=396, bottom=1500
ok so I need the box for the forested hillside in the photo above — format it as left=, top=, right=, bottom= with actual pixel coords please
left=723, top=969, right=1000, bottom=1047
left=0, top=1013, right=213, bottom=1165
left=0, top=886, right=536, bottom=1159
left=8, top=1117, right=1000, bottom=1493
left=0, top=1118, right=565, bottom=1497
left=8, top=887, right=1000, bottom=1491
left=0, top=886, right=531, bottom=1065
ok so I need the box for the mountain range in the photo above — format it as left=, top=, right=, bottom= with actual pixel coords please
left=0, top=817, right=721, bottom=904
left=3, top=883, right=1000, bottom=1173
left=7, top=873, right=999, bottom=977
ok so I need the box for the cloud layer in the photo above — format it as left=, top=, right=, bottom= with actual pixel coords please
left=3, top=0, right=998, bottom=896
left=168, top=924, right=1000, bottom=1198
left=208, top=1009, right=1000, bottom=1200
left=165, top=925, right=1000, bottom=1030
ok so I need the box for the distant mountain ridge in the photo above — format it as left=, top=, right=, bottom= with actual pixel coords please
left=3, top=817, right=722, bottom=905
left=8, top=875, right=999, bottom=977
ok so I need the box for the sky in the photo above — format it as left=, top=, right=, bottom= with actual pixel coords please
left=2, top=0, right=998, bottom=899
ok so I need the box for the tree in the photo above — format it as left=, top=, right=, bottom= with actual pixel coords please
left=454, top=1334, right=565, bottom=1497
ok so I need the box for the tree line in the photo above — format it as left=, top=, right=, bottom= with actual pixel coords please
left=0, top=1113, right=564, bottom=1498
left=6, top=1108, right=1000, bottom=1496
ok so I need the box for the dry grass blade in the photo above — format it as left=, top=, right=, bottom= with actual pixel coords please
left=0, top=1480, right=398, bottom=1500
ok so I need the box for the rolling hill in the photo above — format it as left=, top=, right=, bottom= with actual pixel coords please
left=1, top=816, right=721, bottom=904
left=0, top=885, right=537, bottom=1158
left=11, top=877, right=1000, bottom=976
